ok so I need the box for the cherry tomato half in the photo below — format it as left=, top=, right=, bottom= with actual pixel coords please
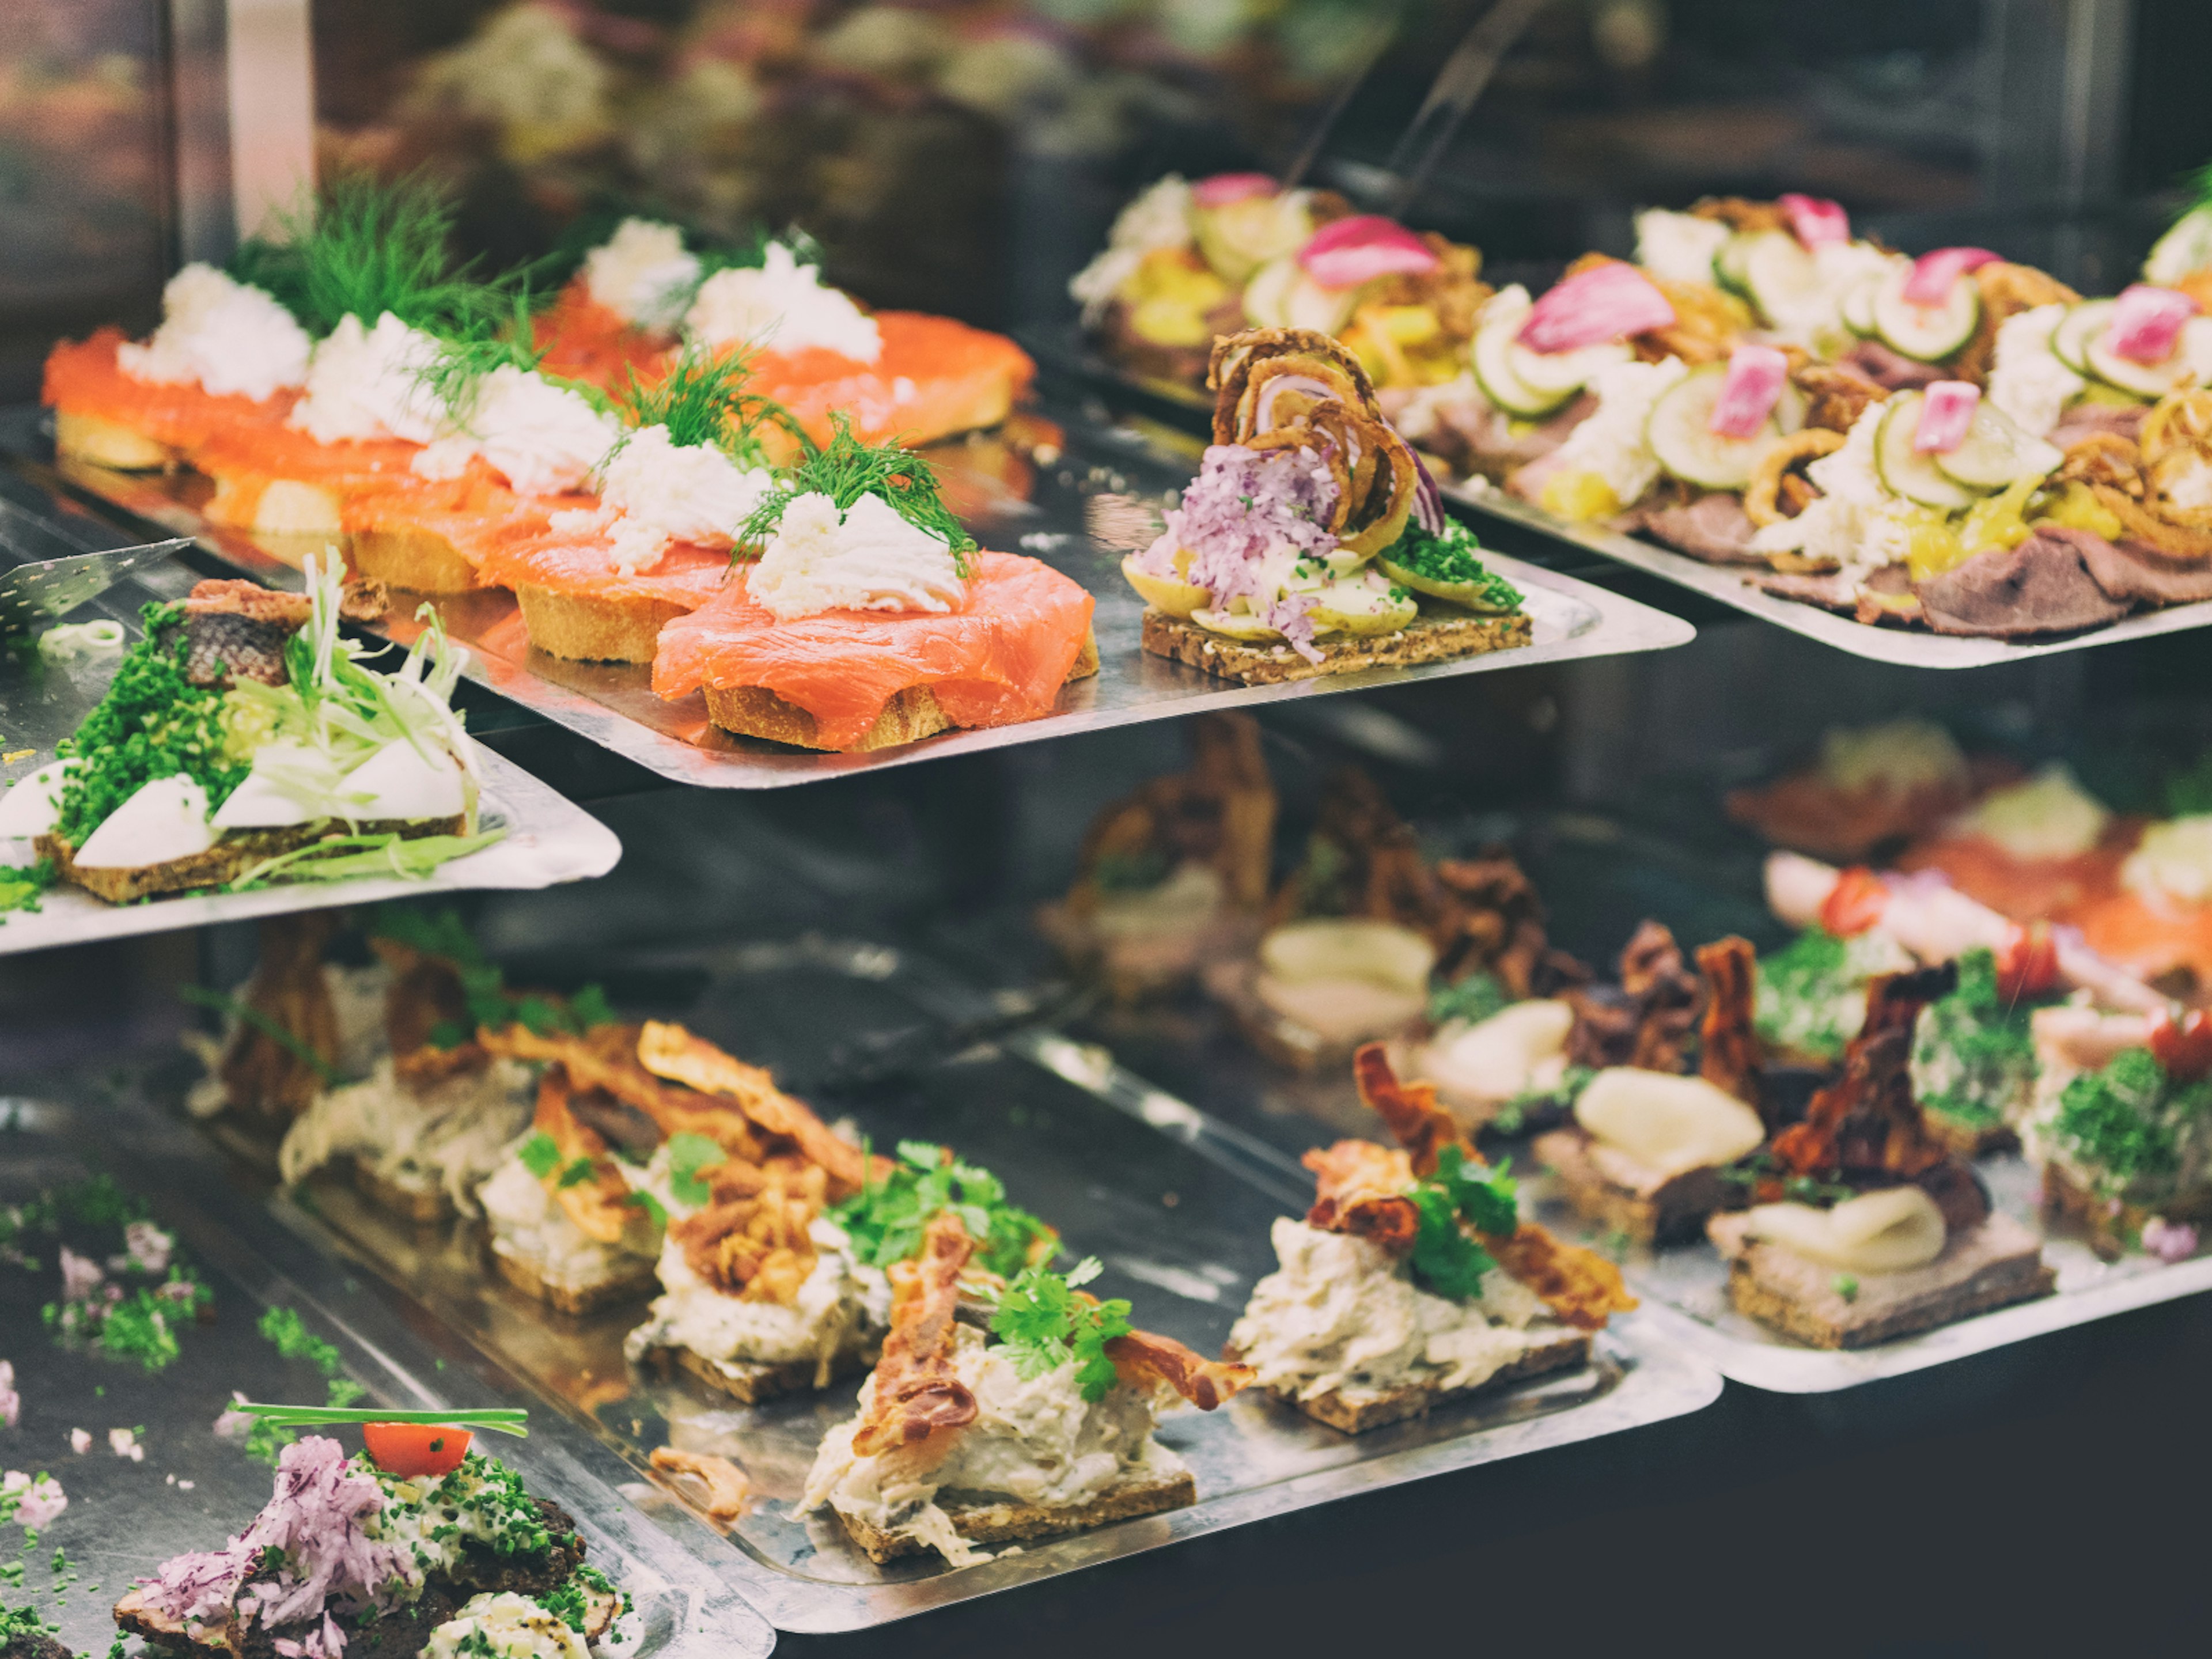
left=2150, top=1009, right=2212, bottom=1085
left=1818, top=867, right=1888, bottom=938
left=1995, top=923, right=2061, bottom=1001
left=362, top=1422, right=474, bottom=1479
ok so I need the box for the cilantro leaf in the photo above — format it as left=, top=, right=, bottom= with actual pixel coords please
left=1429, top=971, right=1509, bottom=1029
left=1407, top=1185, right=1497, bottom=1300
left=665, top=1133, right=728, bottom=1209
left=828, top=1138, right=1054, bottom=1278
left=517, top=1132, right=562, bottom=1181
left=554, top=1157, right=598, bottom=1190
left=988, top=1257, right=1132, bottom=1401
left=1431, top=1145, right=1520, bottom=1236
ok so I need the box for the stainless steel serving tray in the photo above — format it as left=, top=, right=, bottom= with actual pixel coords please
left=22, top=406, right=1693, bottom=789
left=158, top=934, right=1719, bottom=1634
left=0, top=1093, right=775, bottom=1659
left=0, top=567, right=622, bottom=956
left=1453, top=482, right=2212, bottom=668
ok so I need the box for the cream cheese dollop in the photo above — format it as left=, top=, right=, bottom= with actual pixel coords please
left=551, top=425, right=776, bottom=575
left=745, top=491, right=966, bottom=621
left=1573, top=1067, right=1766, bottom=1181
left=582, top=217, right=702, bottom=331
left=116, top=264, right=311, bottom=403
left=288, top=312, right=448, bottom=445
left=1742, top=1185, right=1947, bottom=1273
left=684, top=243, right=881, bottom=362
left=1955, top=763, right=2109, bottom=861
left=412, top=366, right=620, bottom=496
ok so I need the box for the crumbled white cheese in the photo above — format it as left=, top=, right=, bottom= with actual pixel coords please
left=1546, top=354, right=1687, bottom=508
left=582, top=218, right=702, bottom=331
left=1070, top=175, right=1196, bottom=320
left=745, top=491, right=967, bottom=620
left=1987, top=305, right=2086, bottom=437
left=289, top=311, right=448, bottom=445
left=411, top=365, right=620, bottom=495
left=549, top=425, right=775, bottom=574
left=684, top=243, right=881, bottom=362
left=116, top=263, right=311, bottom=402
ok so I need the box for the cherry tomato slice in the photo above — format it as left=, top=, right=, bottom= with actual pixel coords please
left=1995, top=922, right=2061, bottom=1001
left=362, top=1422, right=473, bottom=1479
left=1818, top=867, right=1888, bottom=938
left=2150, top=1009, right=2212, bottom=1085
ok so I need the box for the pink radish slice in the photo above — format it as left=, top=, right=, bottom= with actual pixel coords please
left=1516, top=262, right=1675, bottom=354
left=1298, top=215, right=1439, bottom=289
left=2107, top=283, right=2199, bottom=365
left=1779, top=194, right=1850, bottom=248
left=1902, top=247, right=1999, bottom=306
left=1192, top=172, right=1278, bottom=209
left=1914, top=381, right=1980, bottom=453
left=1708, top=344, right=1789, bottom=438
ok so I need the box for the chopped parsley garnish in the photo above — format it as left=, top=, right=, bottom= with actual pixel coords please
left=51, top=603, right=249, bottom=848
left=252, top=1305, right=363, bottom=1448
left=664, top=1134, right=727, bottom=1209
left=990, top=1257, right=1130, bottom=1402
left=1378, top=519, right=1522, bottom=612
left=830, top=1140, right=1055, bottom=1279
left=544, top=1565, right=628, bottom=1630
left=1405, top=1145, right=1518, bottom=1300
left=517, top=1132, right=563, bottom=1181
left=1910, top=946, right=2043, bottom=1130
left=1832, top=1274, right=1860, bottom=1302
left=1427, top=971, right=1509, bottom=1029
left=740, top=415, right=976, bottom=569
left=0, top=860, right=51, bottom=915
left=2051, top=1047, right=2212, bottom=1196
left=1753, top=926, right=1911, bottom=1064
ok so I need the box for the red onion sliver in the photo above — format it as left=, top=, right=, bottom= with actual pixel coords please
left=1779, top=194, right=1850, bottom=248
left=1409, top=446, right=1445, bottom=534
left=1902, top=247, right=1999, bottom=306
left=2106, top=283, right=2199, bottom=365
left=1298, top=215, right=1440, bottom=289
left=1914, top=381, right=1980, bottom=453
left=1192, top=172, right=1278, bottom=209
left=1517, top=262, right=1675, bottom=354
left=1708, top=344, right=1789, bottom=438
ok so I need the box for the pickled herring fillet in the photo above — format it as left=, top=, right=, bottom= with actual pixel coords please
left=44, top=327, right=296, bottom=455
left=653, top=550, right=1094, bottom=750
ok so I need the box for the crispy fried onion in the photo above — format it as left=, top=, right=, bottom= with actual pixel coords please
left=669, top=1163, right=829, bottom=1305
left=1209, top=328, right=1376, bottom=439
left=219, top=914, right=339, bottom=1122
left=850, top=1212, right=979, bottom=1458
left=482, top=1022, right=773, bottom=1166
left=637, top=1020, right=874, bottom=1197
left=1103, top=1329, right=1253, bottom=1410
left=1346, top=1044, right=1638, bottom=1326
left=1745, top=428, right=1846, bottom=529
left=1641, top=274, right=1745, bottom=366
left=1689, top=196, right=1790, bottom=234
left=531, top=1066, right=639, bottom=1244
left=1696, top=936, right=1767, bottom=1118
left=1796, top=362, right=1888, bottom=436
left=1955, top=263, right=2080, bottom=386
left=648, top=1448, right=749, bottom=1521
left=2136, top=388, right=2212, bottom=535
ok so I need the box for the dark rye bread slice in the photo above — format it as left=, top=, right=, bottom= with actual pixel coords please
left=115, top=1499, right=611, bottom=1659
left=1707, top=1210, right=2055, bottom=1349
left=704, top=630, right=1100, bottom=752
left=490, top=1240, right=660, bottom=1317
left=835, top=1467, right=1198, bottom=1565
left=350, top=1157, right=453, bottom=1226
left=37, top=814, right=465, bottom=906
left=1236, top=1328, right=1591, bottom=1434
left=636, top=1338, right=876, bottom=1406
left=1532, top=1127, right=1735, bottom=1248
left=1141, top=605, right=1531, bottom=687
left=4, top=1629, right=74, bottom=1659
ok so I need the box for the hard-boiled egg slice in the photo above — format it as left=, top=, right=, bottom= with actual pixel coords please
left=0, top=759, right=75, bottom=838
left=340, top=739, right=465, bottom=821
left=73, top=774, right=215, bottom=869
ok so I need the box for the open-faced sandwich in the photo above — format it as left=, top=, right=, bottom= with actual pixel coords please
left=801, top=1211, right=1249, bottom=1565
left=1724, top=717, right=2018, bottom=863
left=1036, top=711, right=1276, bottom=1002
left=627, top=1131, right=1054, bottom=1406
left=118, top=1413, right=628, bottom=1659
left=0, top=562, right=497, bottom=906
left=1073, top=173, right=1485, bottom=400
left=1124, top=327, right=1528, bottom=684
left=2, top=1605, right=67, bottom=1659
left=652, top=423, right=1097, bottom=751
left=1710, top=968, right=2056, bottom=1348
left=1633, top=194, right=1893, bottom=354
left=1533, top=931, right=1771, bottom=1247
left=1226, top=1045, right=1634, bottom=1432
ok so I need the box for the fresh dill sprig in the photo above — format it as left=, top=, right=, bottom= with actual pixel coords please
left=417, top=283, right=553, bottom=422
left=230, top=169, right=503, bottom=338
left=616, top=342, right=799, bottom=466
left=741, top=415, right=976, bottom=570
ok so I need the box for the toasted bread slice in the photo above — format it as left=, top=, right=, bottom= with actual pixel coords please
left=2041, top=1161, right=2212, bottom=1261
left=703, top=628, right=1101, bottom=752
left=635, top=1339, right=874, bottom=1406
left=1707, top=1210, right=2055, bottom=1349
left=491, top=1240, right=658, bottom=1317
left=36, top=813, right=465, bottom=906
left=1242, top=1328, right=1592, bottom=1434
left=350, top=1158, right=451, bottom=1226
left=54, top=409, right=178, bottom=472
left=515, top=585, right=688, bottom=665
left=204, top=475, right=347, bottom=535
left=351, top=526, right=489, bottom=594
left=1533, top=1127, right=1734, bottom=1248
left=1141, top=606, right=1532, bottom=686
left=835, top=1466, right=1197, bottom=1565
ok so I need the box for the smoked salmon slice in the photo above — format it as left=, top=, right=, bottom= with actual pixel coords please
left=474, top=527, right=731, bottom=611
left=653, top=551, right=1093, bottom=750
left=751, top=313, right=1035, bottom=448
left=2069, top=890, right=2212, bottom=995
left=533, top=285, right=673, bottom=396
left=44, top=329, right=296, bottom=464
left=343, top=469, right=569, bottom=592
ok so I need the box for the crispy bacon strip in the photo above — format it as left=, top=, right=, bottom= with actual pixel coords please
left=648, top=1448, right=749, bottom=1521
left=850, top=1213, right=979, bottom=1458
left=218, top=914, right=339, bottom=1122
left=1482, top=1225, right=1638, bottom=1330
left=1302, top=1138, right=1420, bottom=1251
left=1352, top=1042, right=1460, bottom=1177
left=531, top=1067, right=637, bottom=1244
left=637, top=1021, right=876, bottom=1197
left=1696, top=936, right=1766, bottom=1120
left=1104, top=1330, right=1252, bottom=1410
left=480, top=1024, right=772, bottom=1166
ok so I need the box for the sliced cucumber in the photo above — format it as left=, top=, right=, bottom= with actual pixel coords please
left=2085, top=325, right=2190, bottom=399
left=1644, top=362, right=1778, bottom=491
left=1930, top=403, right=2064, bottom=491
left=1509, top=338, right=1631, bottom=398
left=1874, top=392, right=1982, bottom=509
left=2050, top=300, right=2112, bottom=374
left=1713, top=234, right=1755, bottom=297
left=1839, top=272, right=1881, bottom=336
left=1872, top=264, right=1980, bottom=362
left=1241, top=255, right=1297, bottom=329
left=1741, top=230, right=1823, bottom=325
left=1472, top=303, right=1576, bottom=419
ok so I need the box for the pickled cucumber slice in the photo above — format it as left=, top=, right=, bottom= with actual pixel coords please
left=1874, top=392, right=1982, bottom=509
left=1929, top=403, right=2064, bottom=491
left=1872, top=265, right=1980, bottom=362
left=1643, top=362, right=1778, bottom=491
left=2050, top=300, right=2113, bottom=374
